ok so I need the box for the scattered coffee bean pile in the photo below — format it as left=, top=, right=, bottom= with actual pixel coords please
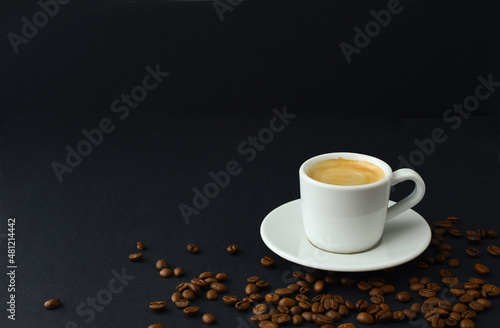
left=44, top=217, right=498, bottom=328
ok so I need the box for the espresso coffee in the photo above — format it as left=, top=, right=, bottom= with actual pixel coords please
left=306, top=158, right=385, bottom=186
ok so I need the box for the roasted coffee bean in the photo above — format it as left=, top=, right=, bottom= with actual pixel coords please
left=323, top=298, right=338, bottom=311
left=466, top=289, right=480, bottom=299
left=422, top=256, right=436, bottom=264
left=261, top=256, right=275, bottom=267
left=460, top=318, right=475, bottom=328
left=148, top=324, right=164, bottom=328
left=461, top=310, right=477, bottom=319
left=293, top=271, right=304, bottom=280
left=356, top=312, right=374, bottom=324
left=285, top=283, right=299, bottom=293
left=438, top=243, right=452, bottom=251
left=206, top=289, right=218, bottom=300
left=403, top=308, right=417, bottom=320
left=191, top=277, right=209, bottom=287
left=312, top=294, right=325, bottom=302
left=380, top=284, right=395, bottom=294
left=187, top=243, right=200, bottom=253
left=427, top=282, right=442, bottom=292
left=312, top=314, right=332, bottom=325
left=171, top=291, right=183, bottom=303
left=410, top=283, right=425, bottom=292
left=235, top=300, right=250, bottom=311
left=210, top=282, right=226, bottom=293
left=227, top=244, right=238, bottom=254
left=482, top=283, right=500, bottom=296
left=173, top=267, right=185, bottom=277
left=340, top=277, right=356, bottom=286
left=290, top=306, right=302, bottom=316
left=175, top=299, right=190, bottom=308
left=183, top=306, right=200, bottom=316
left=467, top=231, right=481, bottom=243
left=136, top=241, right=146, bottom=250
left=478, top=228, right=487, bottom=237
left=369, top=287, right=383, bottom=297
left=393, top=310, right=406, bottom=321
left=419, top=289, right=437, bottom=298
left=459, top=294, right=475, bottom=303
left=464, top=282, right=480, bottom=290
left=247, top=275, right=260, bottom=283
left=301, top=311, right=313, bottom=322
left=442, top=276, right=460, bottom=286
left=474, top=263, right=489, bottom=275
left=304, top=272, right=316, bottom=284
left=325, top=310, right=342, bottom=321
left=325, top=273, right=339, bottom=284
left=298, top=301, right=311, bottom=311
left=296, top=280, right=309, bottom=288
left=357, top=281, right=372, bottom=292
left=338, top=324, right=356, bottom=328
left=410, top=303, right=421, bottom=313
left=367, top=276, right=385, bottom=287
left=250, top=293, right=264, bottom=302
left=198, top=271, right=214, bottom=279
left=345, top=300, right=355, bottom=310
left=259, top=321, right=278, bottom=328
left=279, top=297, right=297, bottom=308
left=452, top=302, right=468, bottom=313
left=266, top=293, right=280, bottom=304
left=277, top=305, right=289, bottom=314
left=449, top=228, right=462, bottom=237
left=182, top=289, right=196, bottom=301
left=202, top=313, right=216, bottom=325
left=272, top=313, right=291, bottom=324
left=465, top=247, right=480, bottom=257
left=487, top=245, right=500, bottom=256
left=176, top=282, right=189, bottom=292
left=334, top=295, right=346, bottom=304
left=275, top=288, right=294, bottom=297
left=268, top=309, right=278, bottom=316
left=338, top=304, right=349, bottom=317
left=44, top=298, right=61, bottom=309
left=295, top=294, right=308, bottom=303
left=469, top=277, right=485, bottom=285
left=128, top=253, right=143, bottom=261
left=253, top=303, right=269, bottom=315
left=469, top=300, right=484, bottom=312
left=486, top=229, right=498, bottom=237
left=205, top=277, right=218, bottom=284
left=314, top=280, right=325, bottom=293
left=213, top=272, right=227, bottom=282
left=256, top=280, right=269, bottom=289
left=448, top=258, right=460, bottom=268
left=311, top=302, right=325, bottom=314
left=251, top=314, right=271, bottom=323
left=375, top=310, right=393, bottom=322
left=438, top=300, right=452, bottom=311
left=446, top=216, right=460, bottom=223
left=439, top=250, right=452, bottom=258
left=396, top=291, right=412, bottom=302
left=188, top=282, right=201, bottom=295
left=291, top=314, right=303, bottom=325
left=371, top=296, right=384, bottom=305
left=223, top=295, right=240, bottom=305
left=159, top=267, right=172, bottom=278
left=355, top=299, right=370, bottom=311
left=366, top=304, right=381, bottom=315
left=245, top=283, right=258, bottom=295
left=439, top=268, right=453, bottom=277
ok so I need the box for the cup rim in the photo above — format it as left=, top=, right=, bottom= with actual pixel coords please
left=299, top=152, right=392, bottom=189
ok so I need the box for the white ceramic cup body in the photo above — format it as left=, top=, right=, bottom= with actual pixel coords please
left=299, top=152, right=425, bottom=254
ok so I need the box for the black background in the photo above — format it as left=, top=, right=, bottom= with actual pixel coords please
left=1, top=1, right=499, bottom=327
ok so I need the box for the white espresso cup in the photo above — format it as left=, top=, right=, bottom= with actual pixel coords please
left=299, top=152, right=425, bottom=254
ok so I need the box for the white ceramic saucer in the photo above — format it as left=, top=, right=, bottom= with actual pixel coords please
left=260, top=199, right=431, bottom=272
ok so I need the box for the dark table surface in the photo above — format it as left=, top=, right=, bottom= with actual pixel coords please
left=1, top=1, right=500, bottom=327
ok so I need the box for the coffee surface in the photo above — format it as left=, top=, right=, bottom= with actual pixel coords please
left=306, top=158, right=385, bottom=186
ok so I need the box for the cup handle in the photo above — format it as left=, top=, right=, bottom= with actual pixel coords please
left=386, top=168, right=426, bottom=221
